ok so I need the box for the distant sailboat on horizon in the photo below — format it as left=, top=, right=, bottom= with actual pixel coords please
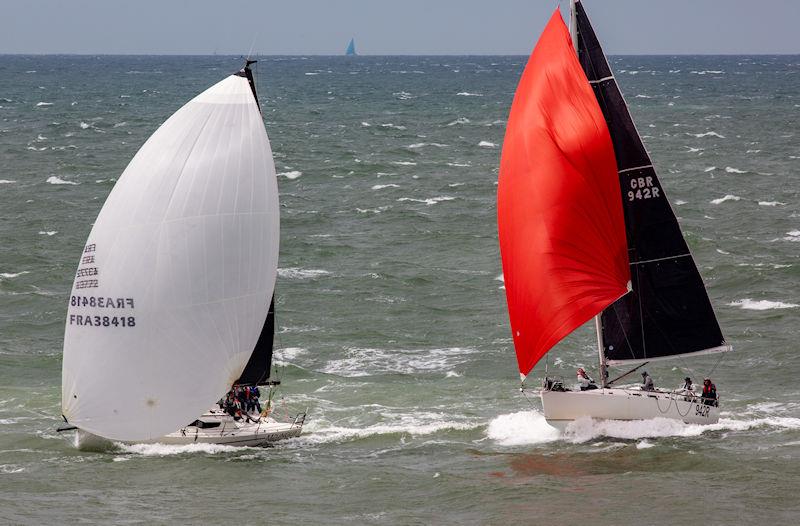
left=345, top=38, right=357, bottom=56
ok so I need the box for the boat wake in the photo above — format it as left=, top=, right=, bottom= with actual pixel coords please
left=487, top=409, right=800, bottom=446
left=115, top=442, right=247, bottom=456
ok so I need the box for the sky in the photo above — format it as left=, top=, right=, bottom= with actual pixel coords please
left=1, top=0, right=798, bottom=55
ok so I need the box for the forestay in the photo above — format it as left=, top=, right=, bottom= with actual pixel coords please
left=574, top=0, right=731, bottom=364
left=61, top=72, right=280, bottom=441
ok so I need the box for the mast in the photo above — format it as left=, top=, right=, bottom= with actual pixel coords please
left=570, top=0, right=607, bottom=386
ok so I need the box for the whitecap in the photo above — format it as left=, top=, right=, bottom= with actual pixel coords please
left=478, top=140, right=497, bottom=148
left=278, top=170, right=302, bottom=180
left=456, top=92, right=483, bottom=97
left=38, top=231, right=57, bottom=236
left=46, top=176, right=78, bottom=185
left=277, top=268, right=331, bottom=280
left=361, top=121, right=371, bottom=127
left=118, top=442, right=244, bottom=456
left=710, top=194, right=740, bottom=204
left=379, top=123, right=406, bottom=130
left=0, top=271, right=30, bottom=279
left=725, top=167, right=746, bottom=174
left=704, top=166, right=716, bottom=172
left=273, top=347, right=308, bottom=364
left=446, top=162, right=470, bottom=167
left=322, top=346, right=477, bottom=377
left=728, top=299, right=798, bottom=310
left=79, top=122, right=90, bottom=129
left=688, top=131, right=726, bottom=138
left=758, top=201, right=785, bottom=206
left=446, top=117, right=470, bottom=126
left=35, top=102, right=53, bottom=107
left=397, top=196, right=454, bottom=206
left=635, top=94, right=652, bottom=98
left=390, top=161, right=417, bottom=166
left=0, top=180, right=16, bottom=184
left=371, top=184, right=400, bottom=190
left=674, top=199, right=687, bottom=205
left=486, top=410, right=561, bottom=446
left=636, top=440, right=656, bottom=449
left=407, top=142, right=446, bottom=149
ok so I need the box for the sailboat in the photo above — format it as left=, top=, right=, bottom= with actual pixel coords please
left=59, top=60, right=305, bottom=448
left=497, top=1, right=732, bottom=430
left=345, top=38, right=357, bottom=56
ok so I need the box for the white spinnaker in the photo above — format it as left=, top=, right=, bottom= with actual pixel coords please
left=61, top=74, right=279, bottom=441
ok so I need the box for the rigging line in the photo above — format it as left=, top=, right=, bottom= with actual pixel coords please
left=654, top=393, right=673, bottom=414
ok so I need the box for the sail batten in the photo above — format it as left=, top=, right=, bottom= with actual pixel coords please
left=498, top=10, right=630, bottom=378
left=574, top=1, right=729, bottom=364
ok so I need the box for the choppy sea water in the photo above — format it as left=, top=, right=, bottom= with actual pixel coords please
left=0, top=55, right=799, bottom=524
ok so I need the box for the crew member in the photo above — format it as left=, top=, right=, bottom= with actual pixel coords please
left=577, top=368, right=598, bottom=391
left=702, top=378, right=717, bottom=406
left=641, top=371, right=655, bottom=391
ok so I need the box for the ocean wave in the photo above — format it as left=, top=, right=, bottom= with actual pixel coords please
left=397, top=196, right=454, bottom=206
left=322, top=346, right=478, bottom=377
left=478, top=141, right=497, bottom=148
left=725, top=167, right=746, bottom=174
left=446, top=162, right=470, bottom=167
left=38, top=231, right=57, bottom=236
left=704, top=166, right=716, bottom=172
left=296, top=411, right=481, bottom=445
left=273, top=347, right=308, bottom=364
left=0, top=180, right=16, bottom=184
left=456, top=92, right=483, bottom=97
left=728, top=299, right=798, bottom=310
left=688, top=131, right=726, bottom=138
left=390, top=161, right=417, bottom=166
left=0, top=271, right=30, bottom=280
left=371, top=184, right=400, bottom=190
left=379, top=123, right=406, bottom=130
left=393, top=91, right=414, bottom=100
left=277, top=268, right=331, bottom=280
left=278, top=170, right=302, bottom=180
left=674, top=199, right=687, bottom=205
left=446, top=117, right=470, bottom=126
left=35, top=102, right=53, bottom=107
left=117, top=442, right=245, bottom=456
left=407, top=142, right=447, bottom=149
left=487, top=409, right=800, bottom=446
left=758, top=201, right=785, bottom=206
left=46, top=176, right=78, bottom=185
left=710, top=194, right=740, bottom=204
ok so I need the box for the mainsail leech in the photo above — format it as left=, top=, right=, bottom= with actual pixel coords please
left=573, top=0, right=731, bottom=364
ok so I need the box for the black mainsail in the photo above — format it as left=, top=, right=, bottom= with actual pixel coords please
left=233, top=60, right=276, bottom=385
left=574, top=1, right=730, bottom=364
left=235, top=296, right=276, bottom=385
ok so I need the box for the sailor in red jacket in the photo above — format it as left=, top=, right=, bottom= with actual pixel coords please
left=702, top=378, right=717, bottom=406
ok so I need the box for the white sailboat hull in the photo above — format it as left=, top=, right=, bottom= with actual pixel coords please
left=74, top=409, right=304, bottom=450
left=540, top=388, right=719, bottom=430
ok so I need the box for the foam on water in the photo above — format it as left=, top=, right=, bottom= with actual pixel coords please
left=35, top=102, right=52, bottom=107
left=488, top=410, right=800, bottom=446
left=725, top=166, right=746, bottom=173
left=46, top=176, right=78, bottom=185
left=277, top=268, right=331, bottom=280
left=728, top=299, right=798, bottom=310
left=689, top=131, right=726, bottom=138
left=0, top=271, right=29, bottom=279
left=456, top=92, right=483, bottom=97
left=446, top=117, right=470, bottom=126
left=322, top=346, right=478, bottom=377
left=117, top=442, right=246, bottom=456
left=710, top=194, right=740, bottom=204
left=278, top=170, right=302, bottom=180
left=0, top=180, right=16, bottom=184
left=478, top=140, right=496, bottom=148
left=372, top=184, right=400, bottom=190
left=758, top=201, right=785, bottom=206
left=397, top=196, right=454, bottom=206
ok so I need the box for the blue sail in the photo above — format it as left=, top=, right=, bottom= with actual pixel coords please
left=346, top=38, right=356, bottom=56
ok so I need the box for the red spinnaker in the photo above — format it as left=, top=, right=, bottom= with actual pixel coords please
left=497, top=10, right=630, bottom=378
